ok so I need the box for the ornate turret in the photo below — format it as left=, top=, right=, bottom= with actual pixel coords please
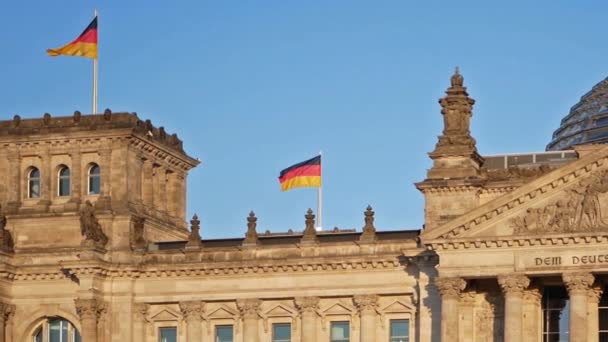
left=427, top=68, right=484, bottom=179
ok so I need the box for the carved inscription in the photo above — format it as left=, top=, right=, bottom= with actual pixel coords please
left=531, top=253, right=608, bottom=267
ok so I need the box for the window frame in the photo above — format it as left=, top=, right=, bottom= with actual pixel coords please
left=388, top=319, right=410, bottom=342
left=31, top=317, right=80, bottom=342
left=272, top=322, right=292, bottom=342
left=87, top=163, right=101, bottom=195
left=329, top=321, right=350, bottom=342
left=27, top=167, right=41, bottom=199
left=215, top=324, right=234, bottom=342
left=57, top=165, right=71, bottom=197
left=158, top=326, right=178, bottom=342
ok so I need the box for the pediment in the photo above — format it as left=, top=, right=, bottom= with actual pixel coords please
left=207, top=305, right=237, bottom=319
left=150, top=309, right=180, bottom=322
left=381, top=300, right=416, bottom=313
left=322, top=302, right=355, bottom=315
left=264, top=304, right=297, bottom=317
left=422, top=146, right=608, bottom=241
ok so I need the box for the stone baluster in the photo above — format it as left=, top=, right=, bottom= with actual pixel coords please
left=75, top=298, right=101, bottom=342
left=133, top=303, right=149, bottom=342
left=237, top=299, right=261, bottom=342
left=563, top=272, right=594, bottom=342
left=498, top=274, right=530, bottom=342
left=353, top=295, right=379, bottom=342
left=179, top=301, right=204, bottom=341
left=295, top=296, right=320, bottom=342
left=435, top=277, right=466, bottom=342
left=522, top=286, right=542, bottom=342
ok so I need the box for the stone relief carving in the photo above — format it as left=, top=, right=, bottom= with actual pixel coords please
left=79, top=200, right=108, bottom=248
left=511, top=169, right=608, bottom=234
left=0, top=205, right=13, bottom=252
left=236, top=299, right=261, bottom=319
left=130, top=216, right=147, bottom=251
left=179, top=301, right=205, bottom=322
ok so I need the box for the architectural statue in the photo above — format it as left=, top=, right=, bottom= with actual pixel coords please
left=79, top=200, right=108, bottom=247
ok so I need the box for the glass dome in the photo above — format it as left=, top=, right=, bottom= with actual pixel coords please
left=547, top=77, right=608, bottom=151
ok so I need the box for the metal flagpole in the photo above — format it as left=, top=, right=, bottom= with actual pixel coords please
left=317, top=150, right=323, bottom=231
left=92, top=9, right=98, bottom=114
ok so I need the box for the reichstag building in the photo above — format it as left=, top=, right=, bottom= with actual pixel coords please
left=0, top=70, right=607, bottom=342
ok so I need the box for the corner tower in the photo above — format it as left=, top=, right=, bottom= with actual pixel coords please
left=0, top=110, right=199, bottom=252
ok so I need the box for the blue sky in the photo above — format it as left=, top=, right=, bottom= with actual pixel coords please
left=1, top=1, right=607, bottom=238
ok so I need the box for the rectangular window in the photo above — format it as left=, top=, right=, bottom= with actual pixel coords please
left=159, top=327, right=177, bottom=342
left=272, top=323, right=291, bottom=342
left=542, top=287, right=569, bottom=342
left=330, top=321, right=350, bottom=342
left=389, top=319, right=409, bottom=342
left=216, top=325, right=233, bottom=342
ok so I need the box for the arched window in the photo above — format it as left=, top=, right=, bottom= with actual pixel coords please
left=88, top=164, right=101, bottom=195
left=32, top=318, right=80, bottom=342
left=28, top=167, right=41, bottom=198
left=58, top=166, right=71, bottom=196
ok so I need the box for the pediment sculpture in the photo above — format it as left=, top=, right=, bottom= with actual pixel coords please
left=511, top=169, right=608, bottom=234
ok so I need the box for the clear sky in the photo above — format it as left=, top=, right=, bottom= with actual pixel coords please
left=1, top=1, right=607, bottom=238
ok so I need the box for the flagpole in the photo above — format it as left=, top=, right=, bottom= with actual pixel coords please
left=317, top=150, right=323, bottom=231
left=92, top=9, right=98, bottom=114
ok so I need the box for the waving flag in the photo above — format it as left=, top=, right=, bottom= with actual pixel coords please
left=278, top=155, right=322, bottom=192
left=47, top=16, right=98, bottom=59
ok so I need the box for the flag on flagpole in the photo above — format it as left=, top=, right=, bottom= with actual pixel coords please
left=47, top=16, right=98, bottom=59
left=278, top=155, right=322, bottom=191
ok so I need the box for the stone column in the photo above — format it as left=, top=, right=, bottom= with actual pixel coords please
left=295, top=297, right=320, bottom=342
left=178, top=172, right=187, bottom=223
left=99, top=148, right=112, bottom=197
left=141, top=159, right=154, bottom=208
left=70, top=149, right=82, bottom=202
left=459, top=290, right=476, bottom=342
left=39, top=148, right=51, bottom=205
left=522, top=286, right=541, bottom=342
left=498, top=274, right=529, bottom=342
left=435, top=277, right=466, bottom=342
left=587, top=285, right=603, bottom=342
left=353, top=295, right=378, bottom=342
left=132, top=303, right=149, bottom=342
left=166, top=171, right=178, bottom=218
left=179, top=301, right=204, bottom=341
left=158, top=167, right=168, bottom=214
left=563, top=272, right=594, bottom=342
left=6, top=151, right=20, bottom=211
left=75, top=298, right=100, bottom=342
left=237, top=299, right=261, bottom=342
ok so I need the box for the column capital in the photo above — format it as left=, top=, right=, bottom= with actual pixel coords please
left=459, top=290, right=477, bottom=306
left=295, top=296, right=320, bottom=314
left=236, top=299, right=261, bottom=319
left=563, top=272, right=594, bottom=294
left=179, top=301, right=204, bottom=322
left=587, top=285, right=604, bottom=304
left=0, top=302, right=15, bottom=322
left=435, top=277, right=467, bottom=299
left=353, top=294, right=379, bottom=312
left=522, top=286, right=542, bottom=302
left=75, top=298, right=102, bottom=320
left=498, top=274, right=530, bottom=295
left=133, top=303, right=150, bottom=322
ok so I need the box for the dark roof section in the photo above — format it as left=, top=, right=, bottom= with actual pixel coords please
left=153, top=229, right=421, bottom=251
left=547, top=77, right=608, bottom=151
left=0, top=110, right=189, bottom=156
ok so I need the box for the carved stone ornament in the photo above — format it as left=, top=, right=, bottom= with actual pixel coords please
left=301, top=209, right=318, bottom=244
left=74, top=298, right=102, bottom=320
left=497, top=274, right=530, bottom=295
left=522, top=287, right=542, bottom=302
left=0, top=205, right=13, bottom=252
left=353, top=294, right=379, bottom=312
left=133, top=303, right=150, bottom=321
left=131, top=216, right=147, bottom=251
left=588, top=285, right=604, bottom=303
left=0, top=302, right=15, bottom=322
left=185, top=214, right=203, bottom=249
left=79, top=200, right=108, bottom=248
left=295, top=296, right=320, bottom=314
left=562, top=272, right=594, bottom=294
left=236, top=299, right=261, bottom=319
left=435, top=277, right=467, bottom=299
left=359, top=205, right=377, bottom=242
left=511, top=169, right=608, bottom=234
left=179, top=301, right=204, bottom=322
left=243, top=211, right=259, bottom=246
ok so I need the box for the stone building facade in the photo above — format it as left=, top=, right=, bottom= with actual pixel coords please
left=0, top=71, right=607, bottom=341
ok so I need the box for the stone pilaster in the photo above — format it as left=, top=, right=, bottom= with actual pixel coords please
left=96, top=148, right=112, bottom=209
left=132, top=303, right=149, bottom=342
left=75, top=298, right=101, bottom=342
left=353, top=295, right=378, bottom=342
left=141, top=159, right=154, bottom=208
left=39, top=148, right=51, bottom=207
left=295, top=296, right=320, bottom=342
left=70, top=148, right=82, bottom=203
left=157, top=167, right=168, bottom=214
left=498, top=274, right=529, bottom=342
left=5, top=150, right=20, bottom=212
left=522, top=286, right=542, bottom=342
left=458, top=290, right=476, bottom=342
left=563, top=272, right=594, bottom=342
left=97, top=302, right=107, bottom=342
left=587, top=285, right=603, bottom=342
left=179, top=301, right=204, bottom=341
left=435, top=277, right=466, bottom=342
left=166, top=170, right=178, bottom=218
left=237, top=299, right=261, bottom=342
left=0, top=303, right=15, bottom=342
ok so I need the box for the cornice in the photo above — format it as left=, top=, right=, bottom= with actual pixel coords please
left=129, top=136, right=198, bottom=171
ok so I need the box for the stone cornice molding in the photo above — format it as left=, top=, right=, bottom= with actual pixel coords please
left=352, top=294, right=379, bottom=312
left=435, top=277, right=466, bottom=299
left=295, top=296, right=320, bottom=314
left=179, top=301, right=205, bottom=322
left=497, top=274, right=530, bottom=295
left=422, top=147, right=608, bottom=241
left=236, top=299, right=262, bottom=319
left=562, top=272, right=595, bottom=294
left=129, top=137, right=198, bottom=171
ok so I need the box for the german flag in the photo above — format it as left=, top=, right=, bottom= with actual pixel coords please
left=47, top=16, right=98, bottom=59
left=278, top=155, right=321, bottom=191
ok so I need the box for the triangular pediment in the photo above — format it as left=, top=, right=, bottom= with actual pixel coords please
left=207, top=305, right=236, bottom=319
left=381, top=300, right=416, bottom=313
left=264, top=304, right=297, bottom=317
left=422, top=145, right=608, bottom=241
left=151, top=309, right=180, bottom=322
left=322, top=302, right=355, bottom=315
